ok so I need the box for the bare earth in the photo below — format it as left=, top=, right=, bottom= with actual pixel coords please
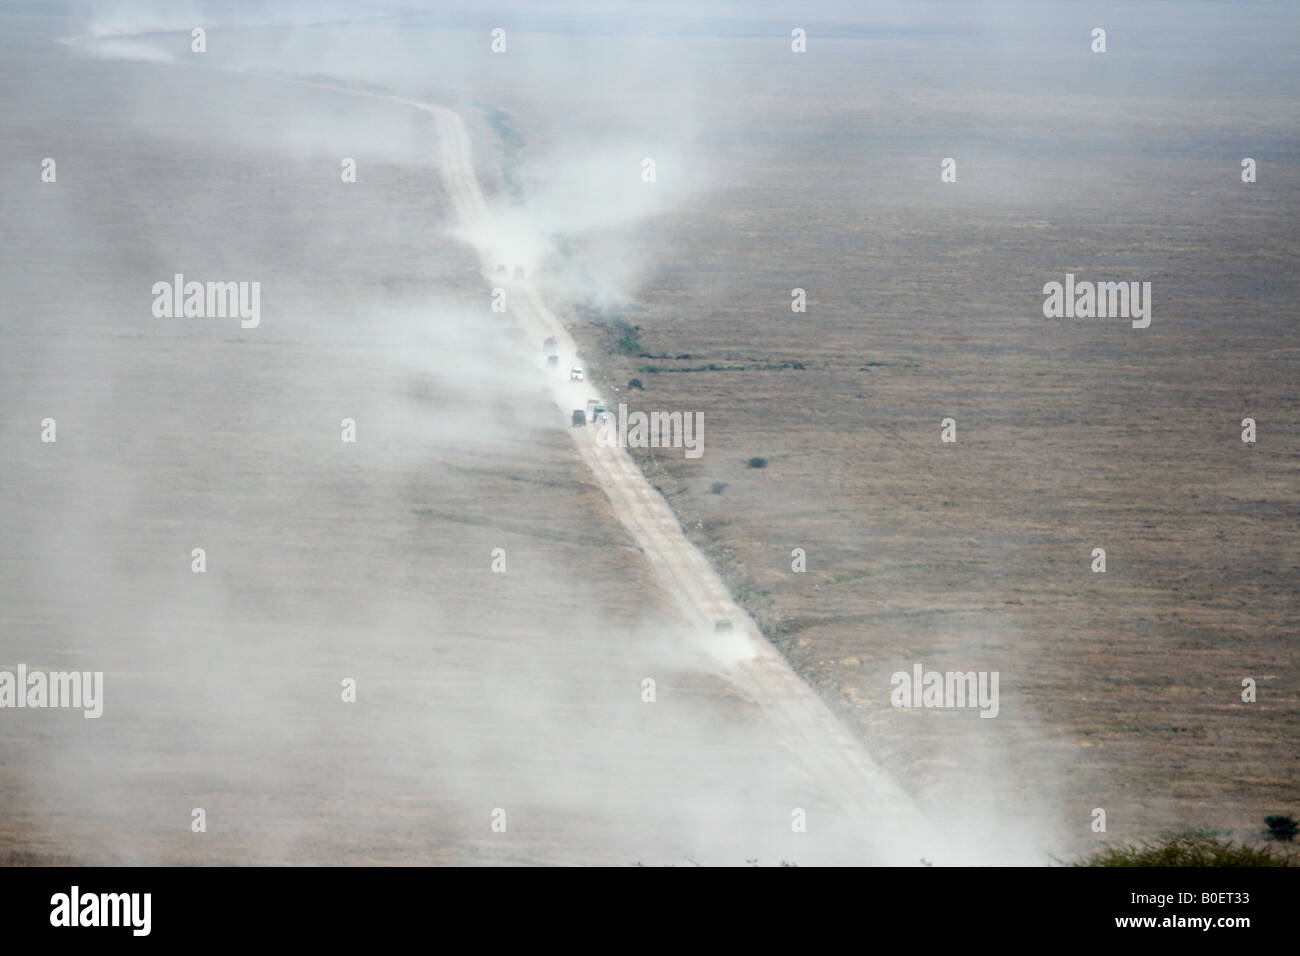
left=2, top=6, right=1296, bottom=865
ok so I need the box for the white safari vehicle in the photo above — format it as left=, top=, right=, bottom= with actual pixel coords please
left=570, top=366, right=585, bottom=381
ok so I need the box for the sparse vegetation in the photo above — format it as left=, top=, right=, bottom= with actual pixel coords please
left=627, top=378, right=644, bottom=390
left=747, top=457, right=767, bottom=469
left=1077, top=834, right=1297, bottom=867
left=710, top=482, right=728, bottom=494
left=635, top=361, right=804, bottom=374
left=614, top=320, right=644, bottom=356
left=572, top=304, right=646, bottom=356
left=481, top=107, right=524, bottom=199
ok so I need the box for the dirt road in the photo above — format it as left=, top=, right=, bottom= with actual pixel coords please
left=49, top=33, right=961, bottom=863
left=411, top=99, right=957, bottom=864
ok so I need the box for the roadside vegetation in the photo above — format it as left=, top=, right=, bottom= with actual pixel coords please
left=1076, top=827, right=1299, bottom=867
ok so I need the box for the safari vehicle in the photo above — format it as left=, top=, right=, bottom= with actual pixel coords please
left=714, top=620, right=733, bottom=634
left=543, top=337, right=557, bottom=349
left=547, top=355, right=559, bottom=367
left=570, top=366, right=585, bottom=381
left=571, top=409, right=586, bottom=426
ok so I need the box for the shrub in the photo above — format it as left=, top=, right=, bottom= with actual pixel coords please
left=747, top=457, right=767, bottom=469
left=627, top=378, right=644, bottom=391
left=1265, top=815, right=1298, bottom=842
left=613, top=320, right=643, bottom=355
left=1077, top=834, right=1296, bottom=867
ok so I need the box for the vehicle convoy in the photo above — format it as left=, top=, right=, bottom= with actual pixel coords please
left=570, top=367, right=584, bottom=381
left=572, top=409, right=586, bottom=426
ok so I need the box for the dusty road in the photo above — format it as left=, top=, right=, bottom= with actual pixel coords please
left=406, top=94, right=955, bottom=864
left=37, top=29, right=977, bottom=864
left=193, top=68, right=959, bottom=862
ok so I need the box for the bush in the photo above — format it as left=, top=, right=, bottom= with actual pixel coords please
left=709, top=482, right=728, bottom=495
left=1265, top=815, right=1298, bottom=842
left=1077, top=834, right=1297, bottom=867
left=627, top=378, right=644, bottom=391
left=613, top=320, right=643, bottom=355
left=747, top=457, right=767, bottom=469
